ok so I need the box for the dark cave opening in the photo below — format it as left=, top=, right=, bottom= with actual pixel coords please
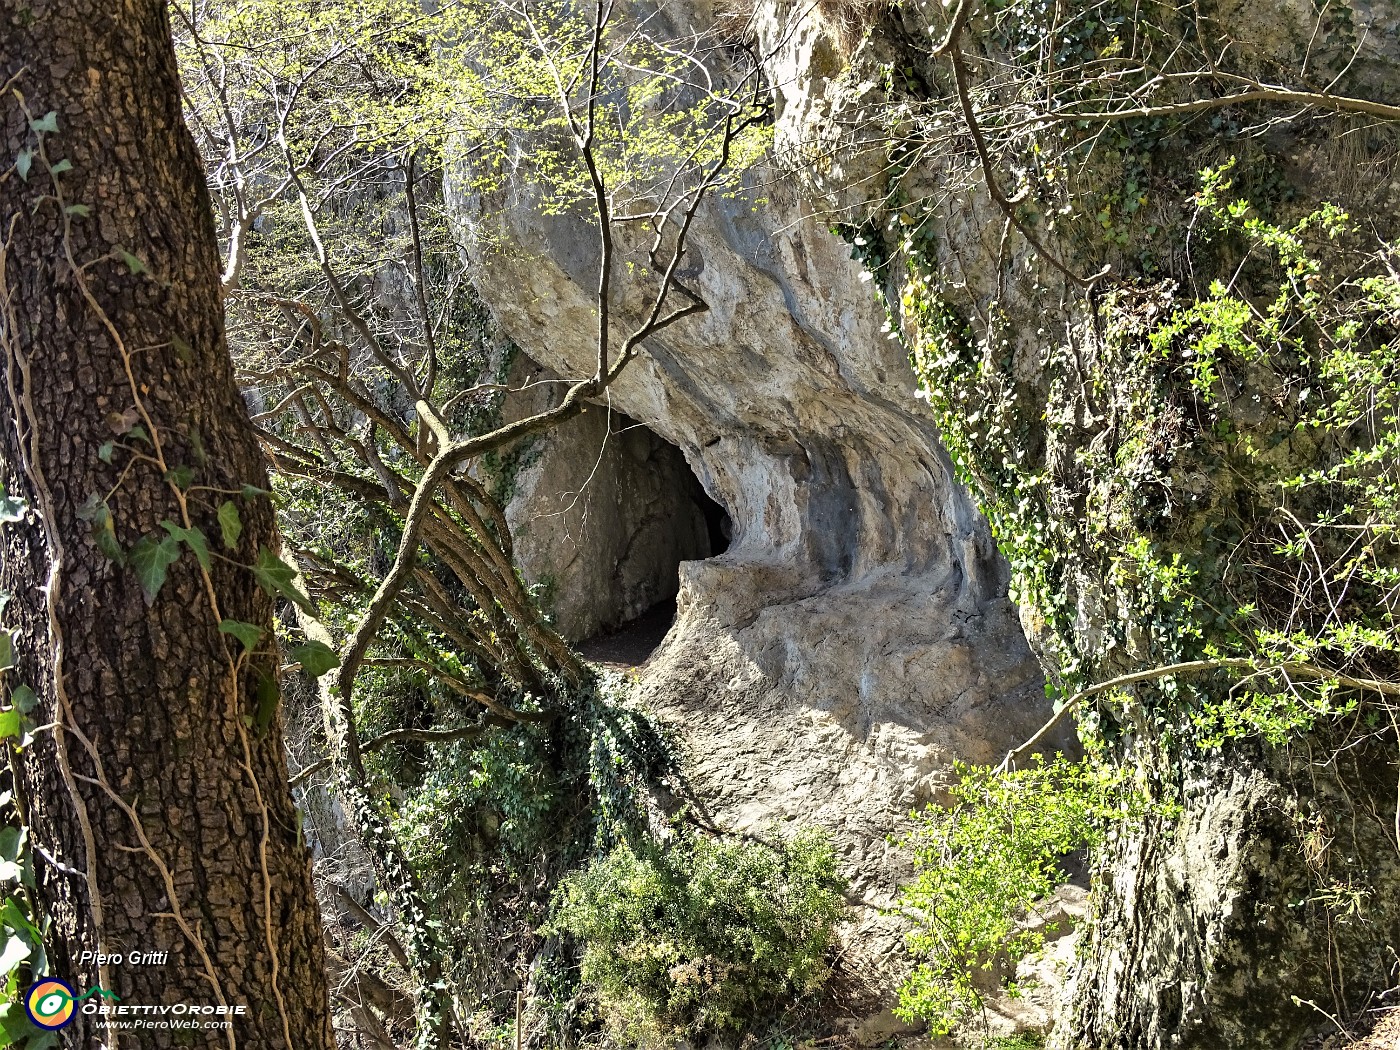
left=574, top=420, right=731, bottom=667
left=697, top=472, right=733, bottom=557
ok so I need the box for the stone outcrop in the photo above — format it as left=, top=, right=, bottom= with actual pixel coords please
left=449, top=2, right=1400, bottom=1045
left=449, top=146, right=1058, bottom=994
left=738, top=0, right=1400, bottom=1046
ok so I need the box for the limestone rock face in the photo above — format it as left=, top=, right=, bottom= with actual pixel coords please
left=449, top=160, right=1056, bottom=981
left=1057, top=739, right=1400, bottom=1050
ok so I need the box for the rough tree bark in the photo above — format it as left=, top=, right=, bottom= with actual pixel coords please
left=0, top=3, right=335, bottom=1048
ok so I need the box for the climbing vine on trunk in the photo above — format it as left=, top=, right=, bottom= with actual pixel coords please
left=0, top=3, right=335, bottom=1047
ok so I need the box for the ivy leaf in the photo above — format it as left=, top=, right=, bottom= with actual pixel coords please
left=241, top=483, right=271, bottom=500
left=14, top=150, right=32, bottom=182
left=160, top=521, right=210, bottom=573
left=171, top=334, right=193, bottom=364
left=76, top=492, right=107, bottom=523
left=80, top=490, right=126, bottom=563
left=29, top=111, right=58, bottom=134
left=10, top=685, right=36, bottom=715
left=0, top=931, right=31, bottom=976
left=128, top=534, right=181, bottom=605
left=117, top=248, right=147, bottom=275
left=97, top=441, right=115, bottom=464
left=64, top=204, right=90, bottom=218
left=163, top=464, right=195, bottom=490
left=107, top=407, right=140, bottom=435
left=95, top=523, right=125, bottom=565
left=0, top=488, right=26, bottom=524
left=288, top=640, right=339, bottom=678
left=0, top=711, right=18, bottom=740
left=218, top=620, right=264, bottom=653
left=252, top=548, right=313, bottom=614
left=48, top=158, right=71, bottom=176
left=253, top=671, right=279, bottom=734
left=217, top=500, right=242, bottom=550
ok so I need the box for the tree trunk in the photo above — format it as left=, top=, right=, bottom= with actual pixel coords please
left=0, top=3, right=335, bottom=1048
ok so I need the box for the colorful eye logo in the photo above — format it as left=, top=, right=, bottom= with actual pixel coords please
left=25, top=978, right=76, bottom=1030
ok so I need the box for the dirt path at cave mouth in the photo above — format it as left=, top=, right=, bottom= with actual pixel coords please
left=576, top=599, right=677, bottom=669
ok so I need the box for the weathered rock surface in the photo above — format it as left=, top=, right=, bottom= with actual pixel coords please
left=1055, top=737, right=1400, bottom=1050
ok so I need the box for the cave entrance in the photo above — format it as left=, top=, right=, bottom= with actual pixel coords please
left=573, top=416, right=730, bottom=668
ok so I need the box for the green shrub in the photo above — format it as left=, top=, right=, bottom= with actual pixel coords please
left=548, top=827, right=847, bottom=1041
left=895, top=757, right=1137, bottom=1035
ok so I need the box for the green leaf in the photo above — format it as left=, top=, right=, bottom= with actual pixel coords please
left=128, top=534, right=181, bottom=605
left=288, top=640, right=339, bottom=678
left=64, top=204, right=90, bottom=218
left=218, top=620, right=264, bottom=653
left=29, top=111, right=58, bottom=134
left=251, top=548, right=313, bottom=614
left=14, top=150, right=32, bottom=182
left=95, top=524, right=125, bottom=565
left=1, top=900, right=36, bottom=944
left=160, top=521, right=210, bottom=573
left=97, top=441, right=115, bottom=464
left=0, top=711, right=19, bottom=740
left=116, top=248, right=147, bottom=275
left=10, top=686, right=36, bottom=716
left=241, top=483, right=271, bottom=500
left=171, top=334, right=193, bottom=364
left=48, top=158, right=71, bottom=176
left=163, top=464, right=195, bottom=490
left=26, top=929, right=44, bottom=971
left=253, top=671, right=279, bottom=734
left=0, top=489, right=26, bottom=524
left=0, top=935, right=30, bottom=977
left=217, top=501, right=242, bottom=550
left=0, top=632, right=13, bottom=671
left=76, top=493, right=106, bottom=523
left=0, top=1000, right=26, bottom=1044
left=0, top=827, right=21, bottom=863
